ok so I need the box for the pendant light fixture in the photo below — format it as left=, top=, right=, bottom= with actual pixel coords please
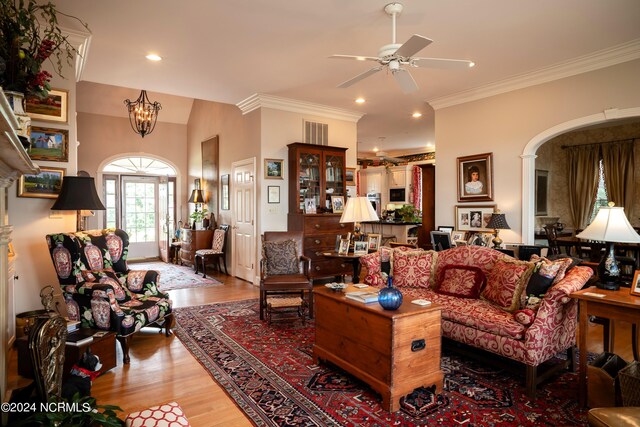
left=124, top=90, right=161, bottom=138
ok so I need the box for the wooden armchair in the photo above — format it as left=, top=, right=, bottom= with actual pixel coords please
left=259, top=231, right=313, bottom=320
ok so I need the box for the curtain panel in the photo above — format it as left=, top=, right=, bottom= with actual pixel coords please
left=566, top=145, right=600, bottom=230
left=601, top=140, right=635, bottom=217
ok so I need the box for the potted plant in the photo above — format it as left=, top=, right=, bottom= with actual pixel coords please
left=189, top=206, right=209, bottom=230
left=397, top=204, right=421, bottom=223
left=0, top=0, right=89, bottom=98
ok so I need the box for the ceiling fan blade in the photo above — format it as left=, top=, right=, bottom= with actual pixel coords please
left=337, top=67, right=382, bottom=88
left=411, top=57, right=475, bottom=69
left=392, top=69, right=418, bottom=94
left=329, top=54, right=379, bottom=62
left=394, top=35, right=433, bottom=58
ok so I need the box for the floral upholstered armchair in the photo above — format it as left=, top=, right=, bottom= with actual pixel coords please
left=46, top=228, right=173, bottom=364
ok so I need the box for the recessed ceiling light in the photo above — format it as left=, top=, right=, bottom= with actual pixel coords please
left=146, top=54, right=162, bottom=61
left=412, top=112, right=422, bottom=118
left=469, top=62, right=475, bottom=68
left=355, top=98, right=365, bottom=104
left=373, top=147, right=379, bottom=152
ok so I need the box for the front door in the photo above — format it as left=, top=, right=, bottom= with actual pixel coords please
left=232, top=158, right=256, bottom=283
left=121, top=176, right=159, bottom=259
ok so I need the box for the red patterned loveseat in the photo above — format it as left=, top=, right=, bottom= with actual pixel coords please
left=360, top=245, right=593, bottom=397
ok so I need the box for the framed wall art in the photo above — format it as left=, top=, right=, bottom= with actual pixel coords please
left=455, top=205, right=496, bottom=232
left=264, top=158, right=284, bottom=179
left=28, top=126, right=69, bottom=162
left=345, top=167, right=356, bottom=186
left=25, top=89, right=68, bottom=123
left=457, top=153, right=493, bottom=202
left=267, top=185, right=280, bottom=204
left=18, top=166, right=65, bottom=199
left=220, top=174, right=230, bottom=210
left=535, top=169, right=549, bottom=216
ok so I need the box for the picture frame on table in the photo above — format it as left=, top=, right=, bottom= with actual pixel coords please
left=353, top=241, right=369, bottom=256
left=221, top=174, right=230, bottom=210
left=304, top=198, right=317, bottom=214
left=437, top=226, right=454, bottom=236
left=451, top=230, right=467, bottom=243
left=455, top=205, right=496, bottom=232
left=338, top=239, right=350, bottom=255
left=267, top=185, right=280, bottom=204
left=335, top=235, right=342, bottom=252
left=345, top=168, right=356, bottom=186
left=264, top=159, right=284, bottom=179
left=367, top=233, right=381, bottom=251
left=631, top=271, right=640, bottom=297
left=28, top=126, right=69, bottom=162
left=457, top=153, right=493, bottom=202
left=25, top=88, right=68, bottom=123
left=331, top=195, right=345, bottom=213
left=18, top=166, right=65, bottom=199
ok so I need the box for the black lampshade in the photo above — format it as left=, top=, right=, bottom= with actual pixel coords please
left=51, top=176, right=106, bottom=211
left=486, top=213, right=510, bottom=230
left=188, top=189, right=205, bottom=204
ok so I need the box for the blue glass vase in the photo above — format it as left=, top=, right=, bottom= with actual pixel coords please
left=378, top=276, right=403, bottom=310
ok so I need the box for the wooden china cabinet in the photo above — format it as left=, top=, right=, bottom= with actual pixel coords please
left=287, top=143, right=353, bottom=280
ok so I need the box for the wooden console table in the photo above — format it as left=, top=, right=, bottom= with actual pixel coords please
left=570, top=286, right=640, bottom=407
left=313, top=285, right=443, bottom=412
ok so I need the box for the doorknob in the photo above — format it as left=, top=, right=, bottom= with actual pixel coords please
left=232, top=225, right=239, bottom=229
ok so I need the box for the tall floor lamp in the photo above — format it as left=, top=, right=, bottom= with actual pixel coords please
left=51, top=176, right=106, bottom=231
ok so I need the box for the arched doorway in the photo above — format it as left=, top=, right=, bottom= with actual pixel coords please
left=98, top=155, right=179, bottom=261
left=521, top=107, right=640, bottom=244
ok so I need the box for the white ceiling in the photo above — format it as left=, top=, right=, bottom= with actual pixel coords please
left=57, top=0, right=640, bottom=156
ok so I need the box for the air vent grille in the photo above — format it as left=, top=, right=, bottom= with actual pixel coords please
left=303, top=120, right=328, bottom=145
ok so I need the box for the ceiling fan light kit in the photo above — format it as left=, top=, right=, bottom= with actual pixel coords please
left=331, top=2, right=474, bottom=93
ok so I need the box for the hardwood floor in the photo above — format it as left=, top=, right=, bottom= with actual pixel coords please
left=6, top=266, right=637, bottom=425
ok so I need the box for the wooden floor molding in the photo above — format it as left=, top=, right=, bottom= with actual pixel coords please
left=7, top=268, right=637, bottom=426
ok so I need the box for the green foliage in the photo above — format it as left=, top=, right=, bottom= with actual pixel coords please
left=189, top=206, right=208, bottom=223
left=0, top=0, right=90, bottom=97
left=397, top=204, right=421, bottom=223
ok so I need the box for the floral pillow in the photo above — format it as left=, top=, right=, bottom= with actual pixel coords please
left=360, top=252, right=385, bottom=286
left=481, top=258, right=535, bottom=312
left=263, top=239, right=299, bottom=275
left=81, top=269, right=131, bottom=302
left=525, top=255, right=573, bottom=297
left=435, top=265, right=486, bottom=299
left=393, top=250, right=436, bottom=289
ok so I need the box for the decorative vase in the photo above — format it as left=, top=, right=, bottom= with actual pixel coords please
left=378, top=276, right=403, bottom=310
left=3, top=91, right=31, bottom=139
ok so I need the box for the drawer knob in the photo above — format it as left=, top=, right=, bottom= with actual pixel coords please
left=315, top=251, right=322, bottom=257
left=341, top=263, right=346, bottom=268
left=314, top=239, right=321, bottom=244
left=340, top=223, right=345, bottom=228
left=314, top=224, right=321, bottom=229
left=315, top=266, right=321, bottom=271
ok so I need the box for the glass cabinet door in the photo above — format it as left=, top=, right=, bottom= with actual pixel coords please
left=324, top=152, right=345, bottom=209
left=299, top=151, right=321, bottom=212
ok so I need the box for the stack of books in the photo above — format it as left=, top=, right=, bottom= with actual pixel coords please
left=66, top=319, right=80, bottom=333
left=66, top=328, right=94, bottom=347
left=345, top=291, right=379, bottom=304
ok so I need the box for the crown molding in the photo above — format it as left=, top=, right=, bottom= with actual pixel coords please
left=63, top=27, right=92, bottom=82
left=428, top=38, right=640, bottom=110
left=236, top=93, right=364, bottom=122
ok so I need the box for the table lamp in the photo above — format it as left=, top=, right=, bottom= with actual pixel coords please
left=576, top=202, right=640, bottom=290
left=486, top=211, right=511, bottom=248
left=340, top=196, right=379, bottom=242
left=188, top=179, right=206, bottom=229
left=51, top=176, right=106, bottom=231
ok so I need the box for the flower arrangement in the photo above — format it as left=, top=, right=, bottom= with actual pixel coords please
left=0, top=0, right=89, bottom=98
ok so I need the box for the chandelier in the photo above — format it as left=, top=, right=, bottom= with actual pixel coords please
left=124, top=90, right=162, bottom=138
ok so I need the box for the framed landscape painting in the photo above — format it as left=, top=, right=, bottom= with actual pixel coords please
left=28, top=127, right=69, bottom=162
left=455, top=205, right=496, bottom=232
left=18, top=167, right=65, bottom=198
left=457, top=153, right=493, bottom=202
left=25, top=89, right=68, bottom=123
left=264, top=159, right=284, bottom=179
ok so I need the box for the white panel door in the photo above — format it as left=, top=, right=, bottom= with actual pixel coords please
left=231, top=159, right=256, bottom=282
left=121, top=176, right=159, bottom=259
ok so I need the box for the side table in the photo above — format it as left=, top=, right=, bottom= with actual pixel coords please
left=322, top=252, right=364, bottom=284
left=16, top=329, right=117, bottom=381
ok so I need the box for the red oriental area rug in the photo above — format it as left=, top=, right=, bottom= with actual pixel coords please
left=130, top=261, right=223, bottom=291
left=174, top=300, right=588, bottom=427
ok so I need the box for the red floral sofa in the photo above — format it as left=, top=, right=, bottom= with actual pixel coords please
left=360, top=245, right=593, bottom=397
left=46, top=228, right=173, bottom=364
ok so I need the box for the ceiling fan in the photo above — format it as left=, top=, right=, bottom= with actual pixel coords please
left=330, top=2, right=475, bottom=94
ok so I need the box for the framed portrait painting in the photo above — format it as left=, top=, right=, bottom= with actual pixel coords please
left=455, top=205, right=496, bottom=232
left=457, top=153, right=493, bottom=202
left=264, top=159, right=284, bottom=179
left=28, top=126, right=69, bottom=162
left=25, top=89, right=68, bottom=123
left=18, top=167, right=65, bottom=198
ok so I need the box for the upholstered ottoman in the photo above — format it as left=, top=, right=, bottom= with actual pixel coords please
left=125, top=401, right=190, bottom=427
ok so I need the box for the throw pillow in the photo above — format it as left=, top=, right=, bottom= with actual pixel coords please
left=525, top=255, right=573, bottom=296
left=393, top=250, right=436, bottom=289
left=482, top=258, right=535, bottom=312
left=81, top=269, right=130, bottom=302
left=513, top=308, right=536, bottom=326
left=263, top=239, right=300, bottom=275
left=125, top=401, right=190, bottom=427
left=360, top=252, right=385, bottom=286
left=435, top=264, right=486, bottom=299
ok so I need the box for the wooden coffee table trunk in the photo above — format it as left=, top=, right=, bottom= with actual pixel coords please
left=313, top=286, right=443, bottom=412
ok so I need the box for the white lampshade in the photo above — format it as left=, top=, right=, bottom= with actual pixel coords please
left=576, top=204, right=640, bottom=243
left=340, top=197, right=379, bottom=223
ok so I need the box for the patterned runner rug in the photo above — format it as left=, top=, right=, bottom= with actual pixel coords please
left=174, top=299, right=588, bottom=426
left=130, top=261, right=223, bottom=291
